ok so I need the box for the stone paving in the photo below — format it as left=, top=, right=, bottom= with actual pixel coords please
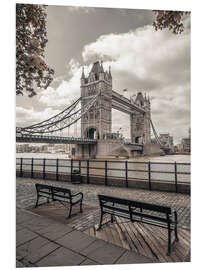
left=16, top=177, right=190, bottom=230
left=16, top=208, right=154, bottom=267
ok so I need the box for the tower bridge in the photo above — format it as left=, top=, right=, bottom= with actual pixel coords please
left=16, top=60, right=166, bottom=158
left=112, top=90, right=146, bottom=114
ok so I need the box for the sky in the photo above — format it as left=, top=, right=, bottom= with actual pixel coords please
left=16, top=5, right=191, bottom=145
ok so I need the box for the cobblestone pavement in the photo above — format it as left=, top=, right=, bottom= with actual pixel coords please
left=16, top=177, right=190, bottom=231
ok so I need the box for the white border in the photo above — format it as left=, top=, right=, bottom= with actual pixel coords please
left=1, top=0, right=202, bottom=269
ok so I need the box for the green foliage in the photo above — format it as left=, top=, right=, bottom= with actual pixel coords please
left=153, top=10, right=190, bottom=34
left=16, top=4, right=54, bottom=97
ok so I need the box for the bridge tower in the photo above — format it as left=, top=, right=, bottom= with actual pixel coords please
left=80, top=61, right=112, bottom=140
left=130, top=92, right=151, bottom=144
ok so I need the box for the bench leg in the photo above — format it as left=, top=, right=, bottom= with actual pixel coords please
left=111, top=214, right=114, bottom=223
left=174, top=212, right=179, bottom=242
left=80, top=201, right=83, bottom=213
left=35, top=196, right=39, bottom=208
left=175, top=225, right=179, bottom=242
left=66, top=205, right=72, bottom=219
left=97, top=212, right=104, bottom=231
left=167, top=228, right=171, bottom=256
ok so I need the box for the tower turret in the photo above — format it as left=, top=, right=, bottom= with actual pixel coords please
left=130, top=91, right=151, bottom=144
left=100, top=60, right=104, bottom=72
left=99, top=60, right=105, bottom=80
left=108, top=66, right=112, bottom=81
left=81, top=66, right=85, bottom=83
left=80, top=60, right=112, bottom=140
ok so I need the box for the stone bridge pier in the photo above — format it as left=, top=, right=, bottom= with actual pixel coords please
left=75, top=144, right=97, bottom=159
left=75, top=140, right=145, bottom=159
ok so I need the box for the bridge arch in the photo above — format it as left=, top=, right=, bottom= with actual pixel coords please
left=134, top=135, right=143, bottom=144
left=84, top=126, right=100, bottom=139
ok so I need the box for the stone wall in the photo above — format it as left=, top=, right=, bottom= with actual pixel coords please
left=143, top=143, right=164, bottom=156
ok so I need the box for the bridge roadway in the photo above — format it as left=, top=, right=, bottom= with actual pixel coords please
left=16, top=134, right=97, bottom=145
left=16, top=134, right=144, bottom=153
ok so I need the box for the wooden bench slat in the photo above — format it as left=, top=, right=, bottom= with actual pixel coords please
left=99, top=194, right=171, bottom=214
left=97, top=194, right=178, bottom=256
left=35, top=183, right=83, bottom=218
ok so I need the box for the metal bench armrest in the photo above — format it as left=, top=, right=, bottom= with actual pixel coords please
left=71, top=192, right=83, bottom=198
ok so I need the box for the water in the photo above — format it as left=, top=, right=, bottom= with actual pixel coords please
left=16, top=152, right=190, bottom=163
left=16, top=153, right=190, bottom=183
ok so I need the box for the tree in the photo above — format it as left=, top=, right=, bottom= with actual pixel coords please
left=16, top=4, right=54, bottom=97
left=153, top=10, right=190, bottom=34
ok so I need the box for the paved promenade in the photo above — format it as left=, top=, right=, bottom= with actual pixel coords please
left=16, top=177, right=190, bottom=229
left=16, top=209, right=153, bottom=267
left=16, top=177, right=190, bottom=267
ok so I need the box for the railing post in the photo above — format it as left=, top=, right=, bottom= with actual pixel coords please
left=125, top=161, right=128, bottom=188
left=79, top=160, right=81, bottom=173
left=174, top=161, right=178, bottom=193
left=105, top=160, right=108, bottom=186
left=31, top=158, right=34, bottom=178
left=56, top=158, right=59, bottom=181
left=43, top=158, right=46, bottom=180
left=148, top=161, right=151, bottom=190
left=87, top=160, right=89, bottom=184
left=70, top=159, right=73, bottom=182
left=20, top=157, right=23, bottom=177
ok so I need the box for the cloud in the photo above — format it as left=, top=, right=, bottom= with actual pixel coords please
left=39, top=59, right=82, bottom=107
left=16, top=106, right=61, bottom=127
left=82, top=25, right=190, bottom=90
left=17, top=22, right=190, bottom=144
left=81, top=25, right=190, bottom=143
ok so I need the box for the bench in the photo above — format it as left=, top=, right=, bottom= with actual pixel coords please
left=35, top=183, right=83, bottom=218
left=97, top=194, right=178, bottom=255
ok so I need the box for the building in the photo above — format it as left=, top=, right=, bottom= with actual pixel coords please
left=64, top=144, right=71, bottom=153
left=53, top=144, right=66, bottom=153
left=16, top=144, right=41, bottom=153
left=173, top=145, right=179, bottom=152
left=177, top=127, right=191, bottom=153
left=16, top=144, right=30, bottom=153
left=159, top=133, right=174, bottom=150
left=178, top=138, right=190, bottom=153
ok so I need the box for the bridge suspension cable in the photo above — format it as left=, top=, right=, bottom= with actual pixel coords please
left=149, top=118, right=164, bottom=147
left=18, top=93, right=100, bottom=135
left=24, top=97, right=81, bottom=130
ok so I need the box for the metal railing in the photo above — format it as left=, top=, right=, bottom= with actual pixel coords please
left=16, top=158, right=190, bottom=193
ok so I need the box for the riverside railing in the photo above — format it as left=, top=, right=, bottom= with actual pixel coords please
left=16, top=158, right=190, bottom=193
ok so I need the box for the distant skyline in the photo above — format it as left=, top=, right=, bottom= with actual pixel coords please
left=16, top=5, right=190, bottom=144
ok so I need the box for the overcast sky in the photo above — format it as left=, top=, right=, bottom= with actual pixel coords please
left=16, top=5, right=190, bottom=144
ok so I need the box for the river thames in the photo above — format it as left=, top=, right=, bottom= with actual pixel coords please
left=16, top=152, right=190, bottom=163
left=16, top=153, right=190, bottom=183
